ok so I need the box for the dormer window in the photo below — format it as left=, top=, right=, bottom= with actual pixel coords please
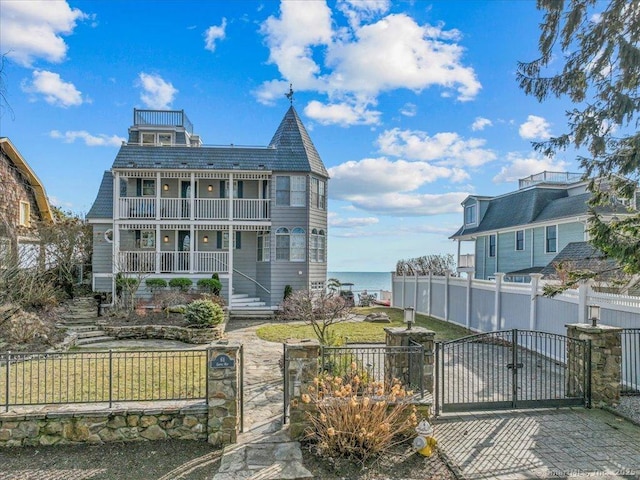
left=158, top=133, right=172, bottom=145
left=141, top=133, right=155, bottom=146
left=465, top=204, right=477, bottom=225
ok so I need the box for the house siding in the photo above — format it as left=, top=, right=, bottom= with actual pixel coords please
left=92, top=224, right=114, bottom=274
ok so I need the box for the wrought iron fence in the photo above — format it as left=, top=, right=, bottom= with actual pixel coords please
left=622, top=328, right=640, bottom=395
left=320, top=344, right=424, bottom=395
left=0, top=349, right=207, bottom=411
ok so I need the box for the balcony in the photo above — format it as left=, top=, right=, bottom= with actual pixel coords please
left=133, top=109, right=193, bottom=135
left=118, top=198, right=270, bottom=221
left=118, top=251, right=229, bottom=274
left=458, top=254, right=475, bottom=270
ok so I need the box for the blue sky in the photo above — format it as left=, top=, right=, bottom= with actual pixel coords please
left=1, top=0, right=583, bottom=272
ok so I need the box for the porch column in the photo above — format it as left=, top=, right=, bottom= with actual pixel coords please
left=113, top=171, right=120, bottom=220
left=227, top=173, right=234, bottom=303
left=189, top=225, right=195, bottom=274
left=155, top=171, right=161, bottom=221
left=190, top=172, right=195, bottom=221
left=155, top=224, right=160, bottom=274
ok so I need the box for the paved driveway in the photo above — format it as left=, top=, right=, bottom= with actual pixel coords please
left=434, top=407, right=640, bottom=479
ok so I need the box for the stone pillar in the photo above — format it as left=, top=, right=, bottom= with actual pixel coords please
left=567, top=324, right=622, bottom=407
left=384, top=327, right=435, bottom=394
left=206, top=341, right=241, bottom=446
left=285, top=339, right=320, bottom=440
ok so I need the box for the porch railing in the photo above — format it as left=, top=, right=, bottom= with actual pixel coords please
left=118, top=197, right=269, bottom=221
left=118, top=251, right=229, bottom=274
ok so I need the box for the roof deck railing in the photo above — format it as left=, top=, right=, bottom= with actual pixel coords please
left=518, top=171, right=584, bottom=189
left=133, top=109, right=193, bottom=135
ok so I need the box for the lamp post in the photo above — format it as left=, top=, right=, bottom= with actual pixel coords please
left=404, top=307, right=415, bottom=330
left=588, top=304, right=601, bottom=327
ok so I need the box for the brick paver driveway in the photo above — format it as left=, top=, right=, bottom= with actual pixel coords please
left=435, top=407, right=640, bottom=479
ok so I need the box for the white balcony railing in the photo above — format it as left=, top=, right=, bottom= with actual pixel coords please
left=118, top=197, right=269, bottom=221
left=118, top=251, right=229, bottom=274
left=195, top=199, right=228, bottom=219
left=233, top=199, right=270, bottom=220
left=458, top=254, right=475, bottom=269
left=119, top=198, right=156, bottom=219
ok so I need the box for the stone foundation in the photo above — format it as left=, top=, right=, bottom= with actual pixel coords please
left=101, top=324, right=224, bottom=344
left=0, top=404, right=208, bottom=447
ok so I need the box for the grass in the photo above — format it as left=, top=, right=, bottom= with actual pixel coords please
left=256, top=307, right=471, bottom=344
left=0, top=350, right=207, bottom=406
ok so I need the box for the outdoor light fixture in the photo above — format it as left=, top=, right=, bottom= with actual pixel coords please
left=404, top=307, right=415, bottom=330
left=163, top=184, right=169, bottom=191
left=203, top=236, right=209, bottom=243
left=207, top=185, right=213, bottom=192
left=588, top=305, right=601, bottom=327
left=163, top=236, right=169, bottom=243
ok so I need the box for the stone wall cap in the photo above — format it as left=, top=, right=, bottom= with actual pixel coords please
left=285, top=338, right=320, bottom=346
left=384, top=326, right=436, bottom=335
left=566, top=323, right=624, bottom=333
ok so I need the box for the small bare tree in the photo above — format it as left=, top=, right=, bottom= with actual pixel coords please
left=280, top=289, right=353, bottom=345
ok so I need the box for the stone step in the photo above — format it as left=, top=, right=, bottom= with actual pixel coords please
left=64, top=325, right=100, bottom=332
left=61, top=313, right=98, bottom=321
left=60, top=318, right=99, bottom=325
left=75, top=330, right=108, bottom=339
left=75, top=335, right=116, bottom=345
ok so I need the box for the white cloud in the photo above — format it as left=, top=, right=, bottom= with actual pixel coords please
left=376, top=128, right=496, bottom=167
left=204, top=18, right=227, bottom=52
left=492, top=152, right=570, bottom=184
left=471, top=117, right=492, bottom=131
left=400, top=103, right=417, bottom=117
left=50, top=130, right=125, bottom=147
left=138, top=73, right=177, bottom=109
left=257, top=3, right=481, bottom=125
left=346, top=191, right=467, bottom=216
left=0, top=0, right=88, bottom=67
left=21, top=70, right=83, bottom=107
left=329, top=212, right=380, bottom=228
left=304, top=100, right=381, bottom=126
left=328, top=157, right=456, bottom=197
left=519, top=115, right=551, bottom=140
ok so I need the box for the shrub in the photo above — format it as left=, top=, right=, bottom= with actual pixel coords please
left=283, top=285, right=293, bottom=300
left=301, top=372, right=417, bottom=465
left=185, top=299, right=225, bottom=327
left=197, top=278, right=222, bottom=295
left=169, top=278, right=193, bottom=292
left=145, top=278, right=168, bottom=293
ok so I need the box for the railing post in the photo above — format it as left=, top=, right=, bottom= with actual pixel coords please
left=108, top=349, right=113, bottom=408
left=5, top=352, right=10, bottom=412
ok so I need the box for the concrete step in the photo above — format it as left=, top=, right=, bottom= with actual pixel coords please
left=75, top=335, right=116, bottom=345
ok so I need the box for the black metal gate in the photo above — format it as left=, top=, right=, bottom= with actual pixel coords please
left=435, top=329, right=590, bottom=414
left=621, top=328, right=640, bottom=395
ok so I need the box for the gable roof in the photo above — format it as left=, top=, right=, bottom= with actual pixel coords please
left=0, top=137, right=54, bottom=223
left=86, top=171, right=113, bottom=220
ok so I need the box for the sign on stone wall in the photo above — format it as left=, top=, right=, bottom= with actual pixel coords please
left=209, top=354, right=234, bottom=369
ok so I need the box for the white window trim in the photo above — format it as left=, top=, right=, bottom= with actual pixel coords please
left=515, top=229, right=525, bottom=251
left=19, top=201, right=30, bottom=227
left=545, top=225, right=558, bottom=254
left=465, top=204, right=477, bottom=226
left=104, top=229, right=114, bottom=244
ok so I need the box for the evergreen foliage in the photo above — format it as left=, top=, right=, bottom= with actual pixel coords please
left=517, top=0, right=640, bottom=277
left=185, top=299, right=225, bottom=327
left=197, top=278, right=221, bottom=295
left=168, top=278, right=193, bottom=292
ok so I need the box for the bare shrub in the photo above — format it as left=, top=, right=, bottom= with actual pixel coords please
left=3, top=311, right=52, bottom=345
left=302, top=371, right=418, bottom=465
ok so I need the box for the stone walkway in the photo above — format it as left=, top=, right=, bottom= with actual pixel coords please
left=211, top=321, right=312, bottom=480
left=434, top=407, right=640, bottom=479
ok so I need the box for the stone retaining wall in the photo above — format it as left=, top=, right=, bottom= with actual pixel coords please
left=0, top=405, right=208, bottom=447
left=101, top=324, right=224, bottom=344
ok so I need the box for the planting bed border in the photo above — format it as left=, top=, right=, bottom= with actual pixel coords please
left=100, top=323, right=225, bottom=344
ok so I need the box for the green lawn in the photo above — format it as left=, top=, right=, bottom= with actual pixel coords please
left=256, top=307, right=471, bottom=344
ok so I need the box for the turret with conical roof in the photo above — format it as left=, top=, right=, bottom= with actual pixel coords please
left=269, top=106, right=328, bottom=177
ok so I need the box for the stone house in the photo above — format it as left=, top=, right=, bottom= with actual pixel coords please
left=0, top=137, right=54, bottom=267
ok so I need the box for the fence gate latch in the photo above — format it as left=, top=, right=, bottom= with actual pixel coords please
left=506, top=363, right=524, bottom=370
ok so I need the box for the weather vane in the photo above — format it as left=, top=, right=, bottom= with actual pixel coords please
left=285, top=83, right=294, bottom=105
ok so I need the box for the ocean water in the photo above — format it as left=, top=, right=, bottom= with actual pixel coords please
left=327, top=271, right=392, bottom=295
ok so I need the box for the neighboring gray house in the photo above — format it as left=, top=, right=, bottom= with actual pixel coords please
left=87, top=107, right=329, bottom=309
left=450, top=171, right=637, bottom=282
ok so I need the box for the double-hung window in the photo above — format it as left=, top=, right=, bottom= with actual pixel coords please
left=545, top=225, right=557, bottom=253
left=310, top=229, right=326, bottom=262
left=257, top=232, right=271, bottom=262
left=142, top=179, right=155, bottom=196
left=276, top=176, right=306, bottom=206
left=311, top=178, right=326, bottom=210
left=465, top=204, right=477, bottom=225
left=489, top=234, right=496, bottom=257
left=515, top=230, right=524, bottom=251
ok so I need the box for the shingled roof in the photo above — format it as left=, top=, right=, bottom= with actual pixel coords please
left=540, top=241, right=618, bottom=278
left=86, top=171, right=113, bottom=219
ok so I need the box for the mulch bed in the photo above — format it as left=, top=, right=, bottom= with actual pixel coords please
left=300, top=442, right=458, bottom=480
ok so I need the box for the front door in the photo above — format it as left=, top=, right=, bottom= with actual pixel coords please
left=178, top=230, right=190, bottom=272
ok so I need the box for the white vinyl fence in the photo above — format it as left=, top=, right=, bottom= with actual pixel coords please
left=392, top=272, right=640, bottom=392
